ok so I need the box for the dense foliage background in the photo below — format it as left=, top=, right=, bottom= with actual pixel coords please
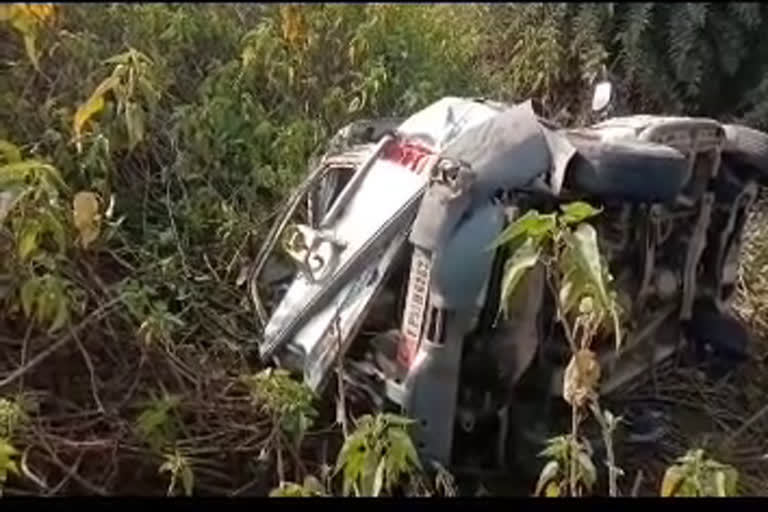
left=2, top=3, right=768, bottom=496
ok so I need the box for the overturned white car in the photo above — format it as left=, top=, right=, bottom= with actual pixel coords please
left=249, top=87, right=768, bottom=469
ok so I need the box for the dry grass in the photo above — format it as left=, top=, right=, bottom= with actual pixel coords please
left=613, top=193, right=768, bottom=497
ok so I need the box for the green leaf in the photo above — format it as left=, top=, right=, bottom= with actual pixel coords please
left=17, top=220, right=40, bottom=261
left=499, top=238, right=541, bottom=317
left=721, top=467, right=738, bottom=497
left=560, top=201, right=602, bottom=225
left=561, top=223, right=622, bottom=348
left=577, top=451, right=597, bottom=490
left=19, top=278, right=38, bottom=318
left=535, top=460, right=560, bottom=496
left=0, top=140, right=21, bottom=165
left=180, top=461, right=194, bottom=496
left=22, top=31, right=40, bottom=72
left=360, top=448, right=379, bottom=496
left=489, top=210, right=556, bottom=250
left=125, top=101, right=145, bottom=150
left=381, top=413, right=415, bottom=427
left=372, top=457, right=385, bottom=497
left=41, top=210, right=67, bottom=254
left=387, top=426, right=421, bottom=471
left=48, top=289, right=69, bottom=333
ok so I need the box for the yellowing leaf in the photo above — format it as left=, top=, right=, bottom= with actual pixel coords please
left=535, top=460, right=560, bottom=496
left=279, top=5, right=307, bottom=49
left=544, top=481, right=560, bottom=497
left=73, top=75, right=120, bottom=140
left=22, top=31, right=39, bottom=71
left=73, top=191, right=102, bottom=249
left=563, top=349, right=601, bottom=408
left=4, top=4, right=55, bottom=72
left=661, top=465, right=685, bottom=497
left=73, top=94, right=105, bottom=140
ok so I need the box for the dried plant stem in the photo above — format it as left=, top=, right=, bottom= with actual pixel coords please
left=570, top=404, right=579, bottom=496
left=589, top=401, right=620, bottom=497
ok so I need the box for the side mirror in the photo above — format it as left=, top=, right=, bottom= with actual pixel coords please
left=591, top=80, right=613, bottom=112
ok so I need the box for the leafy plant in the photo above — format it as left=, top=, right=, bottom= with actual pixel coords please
left=0, top=396, right=30, bottom=495
left=19, top=273, right=72, bottom=333
left=492, top=201, right=621, bottom=350
left=334, top=413, right=422, bottom=497
left=660, top=449, right=738, bottom=497
left=0, top=440, right=19, bottom=495
left=269, top=475, right=327, bottom=497
left=242, top=368, right=316, bottom=443
left=0, top=3, right=57, bottom=71
left=73, top=48, right=162, bottom=152
left=134, top=393, right=181, bottom=453
left=493, top=201, right=623, bottom=497
left=535, top=435, right=596, bottom=497
left=159, top=448, right=194, bottom=497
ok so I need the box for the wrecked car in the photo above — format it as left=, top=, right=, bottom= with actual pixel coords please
left=248, top=82, right=768, bottom=470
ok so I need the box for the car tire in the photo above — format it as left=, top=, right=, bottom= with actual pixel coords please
left=723, top=123, right=768, bottom=179
left=563, top=131, right=689, bottom=203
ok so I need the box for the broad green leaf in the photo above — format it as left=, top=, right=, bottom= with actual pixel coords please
left=489, top=210, right=556, bottom=250
left=535, top=460, right=560, bottom=496
left=0, top=140, right=21, bottom=164
left=499, top=238, right=541, bottom=317
left=560, top=201, right=602, bottom=225
left=562, top=223, right=622, bottom=348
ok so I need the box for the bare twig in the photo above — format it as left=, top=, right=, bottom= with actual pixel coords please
left=70, top=326, right=105, bottom=413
